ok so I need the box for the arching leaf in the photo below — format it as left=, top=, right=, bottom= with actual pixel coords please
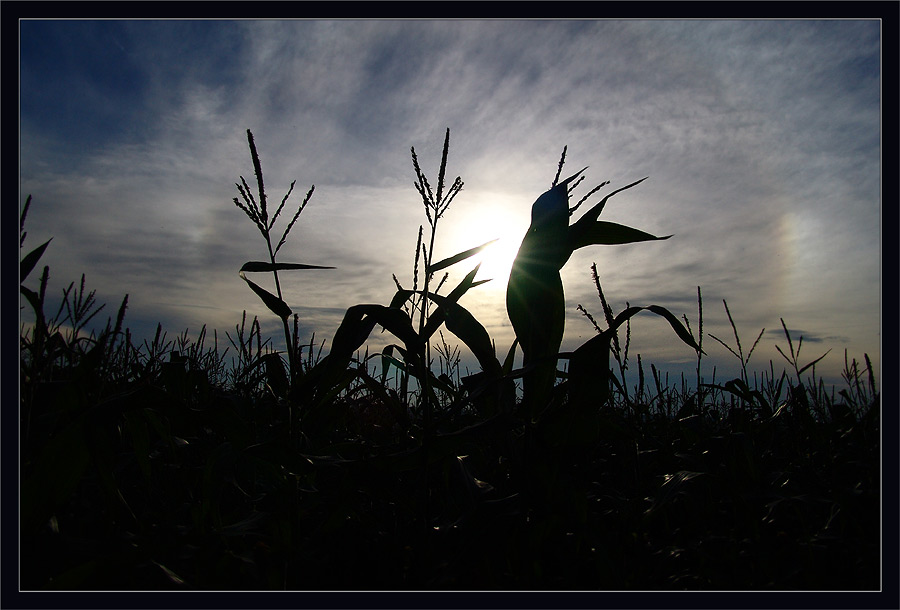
left=425, top=292, right=501, bottom=378
left=421, top=264, right=489, bottom=341
left=645, top=305, right=704, bottom=354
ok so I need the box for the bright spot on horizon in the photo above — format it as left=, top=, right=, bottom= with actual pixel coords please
left=443, top=192, right=529, bottom=289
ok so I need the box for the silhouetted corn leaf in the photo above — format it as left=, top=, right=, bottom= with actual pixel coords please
left=426, top=239, right=498, bottom=274
left=20, top=238, right=52, bottom=283
left=262, top=352, right=289, bottom=396
left=797, top=349, right=832, bottom=375
left=584, top=304, right=701, bottom=356
left=569, top=222, right=671, bottom=250
left=354, top=368, right=411, bottom=427
left=568, top=176, right=648, bottom=233
left=643, top=305, right=704, bottom=354
left=20, top=285, right=44, bottom=320
left=565, top=325, right=616, bottom=413
left=425, top=292, right=501, bottom=378
left=443, top=263, right=488, bottom=301
left=314, top=305, right=422, bottom=395
left=389, top=289, right=415, bottom=310
left=507, top=252, right=565, bottom=413
left=507, top=174, right=594, bottom=415
left=358, top=305, right=421, bottom=353
left=502, top=338, right=519, bottom=376
left=426, top=368, right=460, bottom=397
left=329, top=307, right=382, bottom=362
left=377, top=344, right=457, bottom=396
left=380, top=351, right=409, bottom=378
left=239, top=271, right=292, bottom=319
left=562, top=304, right=703, bottom=429
left=422, top=264, right=489, bottom=342
left=239, top=261, right=334, bottom=273
left=703, top=378, right=768, bottom=409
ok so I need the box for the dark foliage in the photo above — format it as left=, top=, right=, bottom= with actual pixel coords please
left=19, top=131, right=880, bottom=590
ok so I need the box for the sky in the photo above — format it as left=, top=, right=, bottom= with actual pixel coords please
left=19, top=19, right=882, bottom=390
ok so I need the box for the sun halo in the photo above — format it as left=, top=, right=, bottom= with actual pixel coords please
left=442, top=196, right=528, bottom=290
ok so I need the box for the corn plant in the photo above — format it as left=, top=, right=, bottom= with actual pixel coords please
left=296, top=130, right=506, bottom=427
left=20, top=195, right=54, bottom=374
left=231, top=129, right=332, bottom=389
left=704, top=300, right=778, bottom=417
left=774, top=317, right=832, bottom=391
left=20, top=196, right=133, bottom=538
left=18, top=152, right=881, bottom=590
left=577, top=262, right=634, bottom=405
left=506, top=149, right=702, bottom=424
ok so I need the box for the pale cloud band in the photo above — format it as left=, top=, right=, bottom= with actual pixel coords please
left=20, top=20, right=880, bottom=386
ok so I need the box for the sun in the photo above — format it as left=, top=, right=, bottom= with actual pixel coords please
left=443, top=193, right=529, bottom=288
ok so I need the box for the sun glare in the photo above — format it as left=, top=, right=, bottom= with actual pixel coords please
left=444, top=194, right=529, bottom=289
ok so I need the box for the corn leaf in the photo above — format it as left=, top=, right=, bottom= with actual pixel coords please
left=797, top=349, right=832, bottom=375
left=328, top=306, right=381, bottom=364
left=569, top=176, right=648, bottom=228
left=644, top=305, right=704, bottom=354
left=262, top=352, right=289, bottom=397
left=566, top=323, right=617, bottom=407
left=565, top=304, right=703, bottom=418
left=303, top=304, right=422, bottom=411
left=239, top=261, right=334, bottom=273
left=502, top=338, right=519, bottom=376
left=424, top=292, right=501, bottom=378
left=704, top=378, right=768, bottom=408
left=421, top=264, right=489, bottom=342
left=426, top=239, right=497, bottom=275
left=355, top=368, right=411, bottom=427
left=20, top=285, right=44, bottom=321
left=239, top=271, right=292, bottom=319
left=20, top=238, right=52, bottom=283
left=389, top=289, right=415, bottom=310
left=569, top=221, right=671, bottom=250
left=380, top=352, right=409, bottom=378
left=329, top=305, right=422, bottom=368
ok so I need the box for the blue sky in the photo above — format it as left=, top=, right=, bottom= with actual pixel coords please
left=19, top=19, right=882, bottom=389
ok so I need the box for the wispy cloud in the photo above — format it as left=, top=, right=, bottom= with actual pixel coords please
left=20, top=19, right=880, bottom=386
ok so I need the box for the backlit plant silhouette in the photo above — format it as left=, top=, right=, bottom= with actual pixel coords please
left=506, top=149, right=702, bottom=423
left=231, top=129, right=333, bottom=388
left=294, top=129, right=502, bottom=438
left=18, top=130, right=879, bottom=591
